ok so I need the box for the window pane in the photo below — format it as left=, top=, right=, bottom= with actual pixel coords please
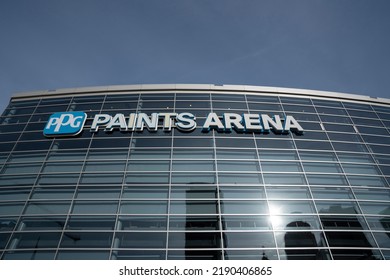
left=172, top=161, right=215, bottom=172
left=67, top=216, right=116, bottom=230
left=31, top=187, right=75, bottom=199
left=129, top=149, right=171, bottom=159
left=72, top=201, right=118, bottom=214
left=170, top=185, right=217, bottom=199
left=268, top=201, right=315, bottom=214
left=224, top=232, right=275, bottom=248
left=115, top=232, right=167, bottom=248
left=354, top=188, right=390, bottom=201
left=120, top=201, right=167, bottom=214
left=168, top=232, right=221, bottom=248
left=262, top=161, right=302, bottom=172
left=222, top=215, right=271, bottom=230
left=220, top=186, right=265, bottom=199
left=171, top=172, right=215, bottom=184
left=8, top=232, right=61, bottom=249
left=271, top=215, right=321, bottom=230
left=60, top=232, right=113, bottom=248
left=218, top=161, right=260, bottom=172
left=359, top=202, right=390, bottom=215
left=173, top=149, right=214, bottom=159
left=24, top=202, right=71, bottom=215
left=267, top=187, right=311, bottom=199
left=118, top=216, right=167, bottom=230
left=122, top=186, right=168, bottom=199
left=128, top=160, right=170, bottom=172
left=169, top=216, right=219, bottom=230
left=219, top=173, right=262, bottom=184
left=264, top=174, right=306, bottom=185
left=76, top=186, right=121, bottom=199
left=311, top=187, right=354, bottom=199
left=320, top=216, right=368, bottom=230
left=170, top=201, right=218, bottom=215
left=221, top=201, right=268, bottom=214
left=315, top=201, right=360, bottom=214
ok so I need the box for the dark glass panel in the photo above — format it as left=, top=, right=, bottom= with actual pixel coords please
left=112, top=250, right=165, bottom=260
left=56, top=250, right=110, bottom=260
left=168, top=232, right=221, bottom=248
left=320, top=216, right=368, bottom=230
left=2, top=250, right=56, bottom=260
left=224, top=249, right=278, bottom=260
left=115, top=232, right=167, bottom=248
left=223, top=232, right=275, bottom=248
left=60, top=232, right=113, bottom=248
left=67, top=216, right=116, bottom=230
left=325, top=232, right=376, bottom=247
left=117, top=216, right=167, bottom=230
left=170, top=201, right=218, bottom=215
left=169, top=216, right=219, bottom=230
left=8, top=232, right=61, bottom=249
left=167, top=250, right=222, bottom=260
left=17, top=216, right=66, bottom=231
left=331, top=249, right=383, bottom=260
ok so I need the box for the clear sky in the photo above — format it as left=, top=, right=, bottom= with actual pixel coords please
left=1, top=0, right=390, bottom=112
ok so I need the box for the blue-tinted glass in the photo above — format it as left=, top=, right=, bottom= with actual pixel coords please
left=118, top=216, right=167, bottom=230
left=8, top=232, right=61, bottom=249
left=218, top=173, right=262, bottom=184
left=264, top=174, right=306, bottom=185
left=126, top=173, right=169, bottom=184
left=60, top=232, right=113, bottom=248
left=2, top=250, right=56, bottom=260
left=311, top=187, right=354, bottom=199
left=306, top=174, right=348, bottom=185
left=122, top=186, right=168, bottom=199
left=56, top=250, right=110, bottom=260
left=172, top=172, right=215, bottom=184
left=72, top=201, right=118, bottom=214
left=120, top=201, right=167, bottom=214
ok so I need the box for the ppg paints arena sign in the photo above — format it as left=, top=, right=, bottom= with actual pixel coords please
left=43, top=111, right=304, bottom=137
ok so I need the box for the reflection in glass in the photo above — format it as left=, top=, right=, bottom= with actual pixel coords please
left=267, top=186, right=311, bottom=199
left=220, top=186, right=265, bottom=199
left=170, top=201, right=218, bottom=215
left=169, top=216, right=219, bottom=230
left=223, top=232, right=275, bottom=248
left=222, top=216, right=271, bottom=230
left=120, top=201, right=167, bottom=215
left=171, top=185, right=217, bottom=199
left=117, top=216, right=167, bottom=230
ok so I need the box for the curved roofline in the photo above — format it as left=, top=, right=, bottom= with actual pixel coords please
left=11, top=84, right=390, bottom=105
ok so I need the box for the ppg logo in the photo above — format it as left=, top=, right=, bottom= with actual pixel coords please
left=44, top=112, right=87, bottom=137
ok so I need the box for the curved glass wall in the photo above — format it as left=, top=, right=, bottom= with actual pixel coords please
left=0, top=86, right=389, bottom=260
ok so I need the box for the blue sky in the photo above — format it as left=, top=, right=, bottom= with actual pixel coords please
left=1, top=0, right=390, bottom=112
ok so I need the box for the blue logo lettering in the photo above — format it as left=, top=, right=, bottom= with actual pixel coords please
left=43, top=112, right=87, bottom=137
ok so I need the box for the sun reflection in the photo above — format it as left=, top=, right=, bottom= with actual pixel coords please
left=268, top=205, right=283, bottom=229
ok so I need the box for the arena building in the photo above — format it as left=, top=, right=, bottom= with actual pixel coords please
left=0, top=84, right=389, bottom=260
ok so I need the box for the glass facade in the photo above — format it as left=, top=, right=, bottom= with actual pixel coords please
left=0, top=85, right=389, bottom=260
